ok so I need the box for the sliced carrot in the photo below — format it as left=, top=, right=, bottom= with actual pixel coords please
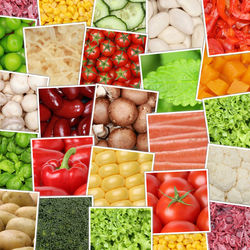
left=227, top=79, right=249, bottom=94
left=222, top=60, right=247, bottom=83
left=241, top=66, right=250, bottom=85
left=207, top=78, right=229, bottom=96
left=154, top=162, right=205, bottom=171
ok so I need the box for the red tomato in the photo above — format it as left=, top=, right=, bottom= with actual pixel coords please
left=82, top=55, right=87, bottom=66
left=161, top=221, right=198, bottom=233
left=96, top=57, right=113, bottom=72
left=74, top=184, right=86, bottom=195
left=115, top=33, right=131, bottom=47
left=130, top=78, right=141, bottom=87
left=131, top=61, right=141, bottom=77
left=194, top=185, right=208, bottom=208
left=81, top=65, right=97, bottom=82
left=109, top=68, right=116, bottom=79
left=87, top=58, right=96, bottom=66
left=158, top=177, right=193, bottom=198
left=89, top=30, right=105, bottom=45
left=127, top=44, right=144, bottom=62
left=100, top=40, right=116, bottom=56
left=102, top=30, right=116, bottom=39
left=208, top=38, right=224, bottom=55
left=131, top=34, right=146, bottom=45
left=156, top=172, right=189, bottom=182
left=112, top=50, right=128, bottom=67
left=188, top=171, right=207, bottom=189
left=84, top=43, right=100, bottom=60
left=196, top=207, right=209, bottom=231
left=146, top=174, right=160, bottom=197
left=96, top=72, right=113, bottom=85
left=111, top=81, right=129, bottom=87
left=114, top=67, right=131, bottom=82
left=124, top=61, right=131, bottom=69
left=156, top=190, right=200, bottom=225
left=153, top=214, right=162, bottom=233
left=147, top=192, right=158, bottom=213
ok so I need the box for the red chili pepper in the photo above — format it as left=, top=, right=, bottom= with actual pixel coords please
left=64, top=137, right=93, bottom=151
left=77, top=115, right=91, bottom=135
left=35, top=186, right=69, bottom=196
left=39, top=89, right=63, bottom=110
left=69, top=145, right=92, bottom=168
left=33, top=138, right=65, bottom=151
left=230, top=0, right=250, bottom=20
left=80, top=86, right=95, bottom=98
left=61, top=87, right=80, bottom=100
left=42, top=116, right=59, bottom=137
left=54, top=118, right=71, bottom=137
left=40, top=122, right=48, bottom=136
left=41, top=148, right=88, bottom=194
left=74, top=184, right=87, bottom=195
left=83, top=100, right=93, bottom=116
left=54, top=99, right=85, bottom=119
left=39, top=104, right=51, bottom=122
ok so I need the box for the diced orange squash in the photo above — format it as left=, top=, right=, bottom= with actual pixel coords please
left=207, top=78, right=229, bottom=95
left=222, top=60, right=247, bottom=83
left=224, top=55, right=241, bottom=60
left=200, top=65, right=220, bottom=84
left=211, top=57, right=226, bottom=71
left=227, top=79, right=249, bottom=94
left=241, top=66, right=250, bottom=84
left=203, top=49, right=213, bottom=65
left=198, top=90, right=214, bottom=99
left=241, top=53, right=250, bottom=64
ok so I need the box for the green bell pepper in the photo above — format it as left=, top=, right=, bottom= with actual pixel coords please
left=0, top=172, right=12, bottom=186
left=0, top=160, right=15, bottom=173
left=6, top=175, right=22, bottom=190
left=0, top=131, right=15, bottom=137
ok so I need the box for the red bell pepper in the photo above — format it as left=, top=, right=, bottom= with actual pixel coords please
left=64, top=137, right=93, bottom=151
left=69, top=145, right=92, bottom=167
left=230, top=0, right=250, bottom=20
left=32, top=138, right=65, bottom=151
left=39, top=88, right=63, bottom=110
left=35, top=186, right=69, bottom=196
left=41, top=148, right=88, bottom=194
left=73, top=184, right=87, bottom=195
left=217, top=0, right=235, bottom=25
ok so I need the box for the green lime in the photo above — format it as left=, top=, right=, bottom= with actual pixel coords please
left=6, top=18, right=21, bottom=30
left=14, top=23, right=29, bottom=38
left=16, top=48, right=25, bottom=64
left=0, top=18, right=13, bottom=33
left=0, top=65, right=3, bottom=70
left=0, top=36, right=9, bottom=52
left=0, top=45, right=4, bottom=57
left=0, top=26, right=5, bottom=39
left=0, top=55, right=6, bottom=68
left=7, top=34, right=23, bottom=52
left=22, top=19, right=33, bottom=24
left=4, top=53, right=22, bottom=71
left=16, top=64, right=26, bottom=73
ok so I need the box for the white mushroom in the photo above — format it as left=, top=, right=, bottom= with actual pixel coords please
left=0, top=80, right=4, bottom=91
left=1, top=72, right=10, bottom=81
left=0, top=93, right=7, bottom=106
left=96, top=86, right=107, bottom=97
left=25, top=111, right=38, bottom=130
left=12, top=94, right=24, bottom=104
left=28, top=76, right=49, bottom=91
left=21, top=94, right=37, bottom=112
left=10, top=74, right=29, bottom=94
left=3, top=83, right=14, bottom=95
left=1, top=117, right=25, bottom=130
left=93, top=124, right=109, bottom=139
left=2, top=101, right=23, bottom=117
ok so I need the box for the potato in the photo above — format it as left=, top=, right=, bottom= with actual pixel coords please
left=6, top=217, right=36, bottom=239
left=0, top=200, right=3, bottom=205
left=0, top=203, right=20, bottom=214
left=12, top=248, right=33, bottom=250
left=29, top=194, right=38, bottom=206
left=2, top=192, right=34, bottom=206
left=0, top=230, right=32, bottom=250
left=0, top=210, right=16, bottom=225
left=0, top=218, right=4, bottom=232
left=15, top=207, right=37, bottom=220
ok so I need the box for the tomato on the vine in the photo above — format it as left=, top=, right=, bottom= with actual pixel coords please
left=153, top=214, right=162, bottom=233
left=87, top=58, right=96, bottom=66
left=84, top=43, right=100, bottom=60
left=89, top=30, right=105, bottom=45
left=147, top=192, right=158, bottom=213
left=156, top=172, right=188, bottom=182
left=100, top=40, right=116, bottom=56
left=102, top=30, right=116, bottom=39
left=115, top=33, right=131, bottom=47
left=96, top=72, right=113, bottom=85
left=196, top=207, right=209, bottom=231
left=194, top=185, right=208, bottom=208
left=81, top=65, right=97, bottom=82
left=96, top=56, right=113, bottom=72
left=127, top=44, right=144, bottom=62
left=131, top=34, right=146, bottom=45
left=161, top=221, right=198, bottom=233
left=109, top=68, right=116, bottom=80
left=130, top=78, right=141, bottom=87
left=131, top=61, right=141, bottom=77
left=114, top=67, right=131, bottom=82
left=188, top=171, right=207, bottom=189
left=82, top=55, right=87, bottom=66
left=112, top=50, right=128, bottom=67
left=146, top=174, right=160, bottom=197
left=124, top=61, right=131, bottom=69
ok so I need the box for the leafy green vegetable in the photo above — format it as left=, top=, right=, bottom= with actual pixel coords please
left=205, top=94, right=250, bottom=148
left=36, top=197, right=92, bottom=250
left=91, top=208, right=151, bottom=250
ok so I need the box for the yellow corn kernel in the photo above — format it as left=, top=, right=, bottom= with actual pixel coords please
left=177, top=235, right=184, bottom=242
left=95, top=150, right=116, bottom=166
left=88, top=188, right=105, bottom=199
left=101, top=175, right=125, bottom=192
left=59, top=0, right=66, bottom=4
left=94, top=148, right=105, bottom=154
left=119, top=161, right=140, bottom=177
left=111, top=200, right=132, bottom=206
left=177, top=243, right=185, bottom=249
left=73, top=12, right=79, bottom=19
left=125, top=173, right=144, bottom=189
left=137, top=153, right=153, bottom=163
left=105, top=187, right=128, bottom=203
left=132, top=199, right=145, bottom=206
left=129, top=184, right=145, bottom=201
left=139, top=161, right=153, bottom=173
left=168, top=243, right=176, bottom=248
left=94, top=199, right=109, bottom=206
left=65, top=12, right=72, bottom=18
left=98, top=164, right=119, bottom=178
left=89, top=174, right=102, bottom=189
left=91, top=162, right=99, bottom=174
left=68, top=6, right=75, bottom=13
left=116, top=151, right=138, bottom=163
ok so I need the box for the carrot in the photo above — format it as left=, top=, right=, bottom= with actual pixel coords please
left=155, top=147, right=207, bottom=163
left=154, top=162, right=205, bottom=170
left=150, top=131, right=208, bottom=142
left=150, top=138, right=208, bottom=152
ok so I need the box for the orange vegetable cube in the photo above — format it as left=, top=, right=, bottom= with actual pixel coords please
left=211, top=56, right=226, bottom=71
left=241, top=66, right=250, bottom=84
left=222, top=60, right=247, bottom=83
left=198, top=90, right=214, bottom=99
left=224, top=55, right=241, bottom=60
left=227, top=79, right=249, bottom=94
left=241, top=53, right=250, bottom=64
left=203, top=48, right=213, bottom=65
left=200, top=65, right=220, bottom=84
left=207, top=78, right=229, bottom=95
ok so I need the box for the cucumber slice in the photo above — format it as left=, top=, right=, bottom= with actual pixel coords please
left=111, top=2, right=145, bottom=30
left=143, top=2, right=146, bottom=11
left=137, top=15, right=145, bottom=29
left=135, top=28, right=146, bottom=33
left=95, top=15, right=127, bottom=30
left=129, top=0, right=145, bottom=2
left=104, top=0, right=128, bottom=10
left=94, top=0, right=109, bottom=23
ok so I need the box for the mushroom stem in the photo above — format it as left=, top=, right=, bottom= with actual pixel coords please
left=93, top=124, right=109, bottom=139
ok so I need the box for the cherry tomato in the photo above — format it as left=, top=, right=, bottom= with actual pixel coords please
left=131, top=61, right=141, bottom=77
left=81, top=65, right=97, bottom=82
left=131, top=34, right=146, bottom=45
left=87, top=59, right=96, bottom=66
left=127, top=44, right=144, bottom=62
left=194, top=185, right=208, bottom=208
left=161, top=221, right=198, bottom=233
left=114, top=67, right=131, bottom=83
left=156, top=172, right=189, bottom=182
left=147, top=192, right=158, bottom=213
left=115, top=32, right=131, bottom=47
left=130, top=78, right=141, bottom=87
left=146, top=174, right=160, bottom=197
left=111, top=81, right=128, bottom=86
left=109, top=68, right=116, bottom=79
left=158, top=177, right=193, bottom=198
left=89, top=30, right=105, bottom=45
left=100, top=40, right=116, bottom=56
left=196, top=207, right=209, bottom=231
left=96, top=72, right=113, bottom=85
left=112, top=50, right=128, bottom=67
left=156, top=190, right=200, bottom=224
left=82, top=55, right=87, bottom=66
left=188, top=171, right=207, bottom=189
left=84, top=42, right=100, bottom=60
left=96, top=56, right=113, bottom=72
left=124, top=61, right=131, bottom=69
left=153, top=214, right=162, bottom=233
left=102, top=30, right=116, bottom=39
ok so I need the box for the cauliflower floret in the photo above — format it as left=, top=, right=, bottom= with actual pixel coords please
left=222, top=147, right=242, bottom=168
left=235, top=168, right=250, bottom=193
left=209, top=185, right=225, bottom=201
left=207, top=145, right=224, bottom=164
left=242, top=161, right=250, bottom=171
left=239, top=149, right=250, bottom=162
left=227, top=188, right=243, bottom=204
left=241, top=191, right=250, bottom=205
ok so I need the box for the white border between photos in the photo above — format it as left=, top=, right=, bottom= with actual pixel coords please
left=23, top=22, right=87, bottom=86
left=86, top=145, right=155, bottom=198
left=144, top=169, right=211, bottom=235
left=36, top=84, right=96, bottom=137
left=89, top=206, right=153, bottom=250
